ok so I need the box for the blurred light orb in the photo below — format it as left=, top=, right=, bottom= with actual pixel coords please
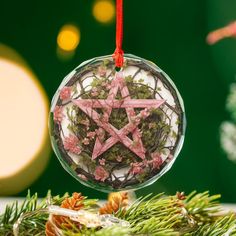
left=0, top=44, right=50, bottom=195
left=93, top=0, right=115, bottom=23
left=57, top=24, right=80, bottom=52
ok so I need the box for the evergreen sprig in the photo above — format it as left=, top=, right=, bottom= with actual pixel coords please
left=0, top=191, right=235, bottom=236
left=0, top=190, right=68, bottom=236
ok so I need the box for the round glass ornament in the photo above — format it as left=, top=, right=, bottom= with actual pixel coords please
left=49, top=54, right=186, bottom=192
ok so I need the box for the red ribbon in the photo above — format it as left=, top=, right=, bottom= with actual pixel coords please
left=113, top=0, right=124, bottom=68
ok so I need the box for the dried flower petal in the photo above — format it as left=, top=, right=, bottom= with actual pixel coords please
left=64, top=134, right=81, bottom=154
left=82, top=138, right=90, bottom=145
left=94, top=166, right=109, bottom=182
left=99, top=158, right=106, bottom=166
left=78, top=174, right=88, bottom=181
left=129, top=162, right=143, bottom=175
left=53, top=106, right=64, bottom=124
left=140, top=108, right=150, bottom=118
left=150, top=152, right=163, bottom=170
left=80, top=118, right=90, bottom=127
left=87, top=131, right=96, bottom=139
left=105, top=83, right=112, bottom=90
left=60, top=86, right=72, bottom=101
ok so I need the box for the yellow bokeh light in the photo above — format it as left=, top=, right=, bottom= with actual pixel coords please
left=93, top=0, right=115, bottom=23
left=57, top=24, right=80, bottom=52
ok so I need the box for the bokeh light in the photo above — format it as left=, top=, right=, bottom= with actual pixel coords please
left=57, top=24, right=80, bottom=52
left=93, top=0, right=115, bottom=23
left=0, top=44, right=50, bottom=195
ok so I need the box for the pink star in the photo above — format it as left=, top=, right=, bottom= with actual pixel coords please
left=73, top=72, right=165, bottom=160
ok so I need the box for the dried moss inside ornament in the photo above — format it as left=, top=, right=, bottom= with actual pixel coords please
left=49, top=54, right=186, bottom=192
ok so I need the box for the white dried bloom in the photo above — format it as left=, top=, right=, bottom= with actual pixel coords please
left=220, top=121, right=236, bottom=162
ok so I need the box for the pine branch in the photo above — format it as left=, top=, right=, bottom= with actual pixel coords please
left=116, top=191, right=234, bottom=235
left=0, top=191, right=235, bottom=236
left=189, top=213, right=236, bottom=236
left=62, top=226, right=131, bottom=236
left=0, top=190, right=68, bottom=236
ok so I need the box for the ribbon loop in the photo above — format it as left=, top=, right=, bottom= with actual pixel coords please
left=113, top=0, right=124, bottom=68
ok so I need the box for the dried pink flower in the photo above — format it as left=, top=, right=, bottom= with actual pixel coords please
left=142, top=160, right=148, bottom=167
left=105, top=83, right=112, bottom=90
left=129, top=162, right=143, bottom=175
left=151, top=152, right=163, bottom=170
left=135, top=117, right=141, bottom=124
left=60, top=86, right=72, bottom=101
left=63, top=134, right=81, bottom=154
left=53, top=106, right=64, bottom=124
left=140, top=108, right=150, bottom=118
left=94, top=166, right=109, bottom=182
left=99, top=158, right=106, bottom=166
left=166, top=154, right=174, bottom=163
left=131, top=116, right=140, bottom=126
left=78, top=174, right=87, bottom=181
left=80, top=118, right=90, bottom=127
left=82, top=138, right=90, bottom=145
left=87, top=131, right=96, bottom=139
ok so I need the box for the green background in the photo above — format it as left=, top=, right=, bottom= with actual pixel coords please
left=1, top=0, right=236, bottom=202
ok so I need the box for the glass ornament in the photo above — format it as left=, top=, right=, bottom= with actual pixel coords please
left=49, top=54, right=186, bottom=192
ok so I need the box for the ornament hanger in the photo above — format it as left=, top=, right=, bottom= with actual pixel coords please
left=113, top=0, right=124, bottom=68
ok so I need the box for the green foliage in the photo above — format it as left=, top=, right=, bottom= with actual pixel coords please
left=115, top=191, right=235, bottom=236
left=63, top=226, right=131, bottom=236
left=1, top=191, right=236, bottom=236
left=92, top=226, right=130, bottom=236
left=188, top=214, right=236, bottom=236
left=0, top=191, right=68, bottom=236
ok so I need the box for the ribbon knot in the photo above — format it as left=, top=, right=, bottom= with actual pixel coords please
left=113, top=48, right=124, bottom=68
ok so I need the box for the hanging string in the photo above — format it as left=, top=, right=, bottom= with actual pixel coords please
left=113, top=0, right=124, bottom=68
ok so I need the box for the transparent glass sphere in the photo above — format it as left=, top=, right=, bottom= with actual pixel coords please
left=49, top=54, right=186, bottom=192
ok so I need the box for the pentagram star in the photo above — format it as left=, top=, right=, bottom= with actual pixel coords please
left=72, top=72, right=165, bottom=160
